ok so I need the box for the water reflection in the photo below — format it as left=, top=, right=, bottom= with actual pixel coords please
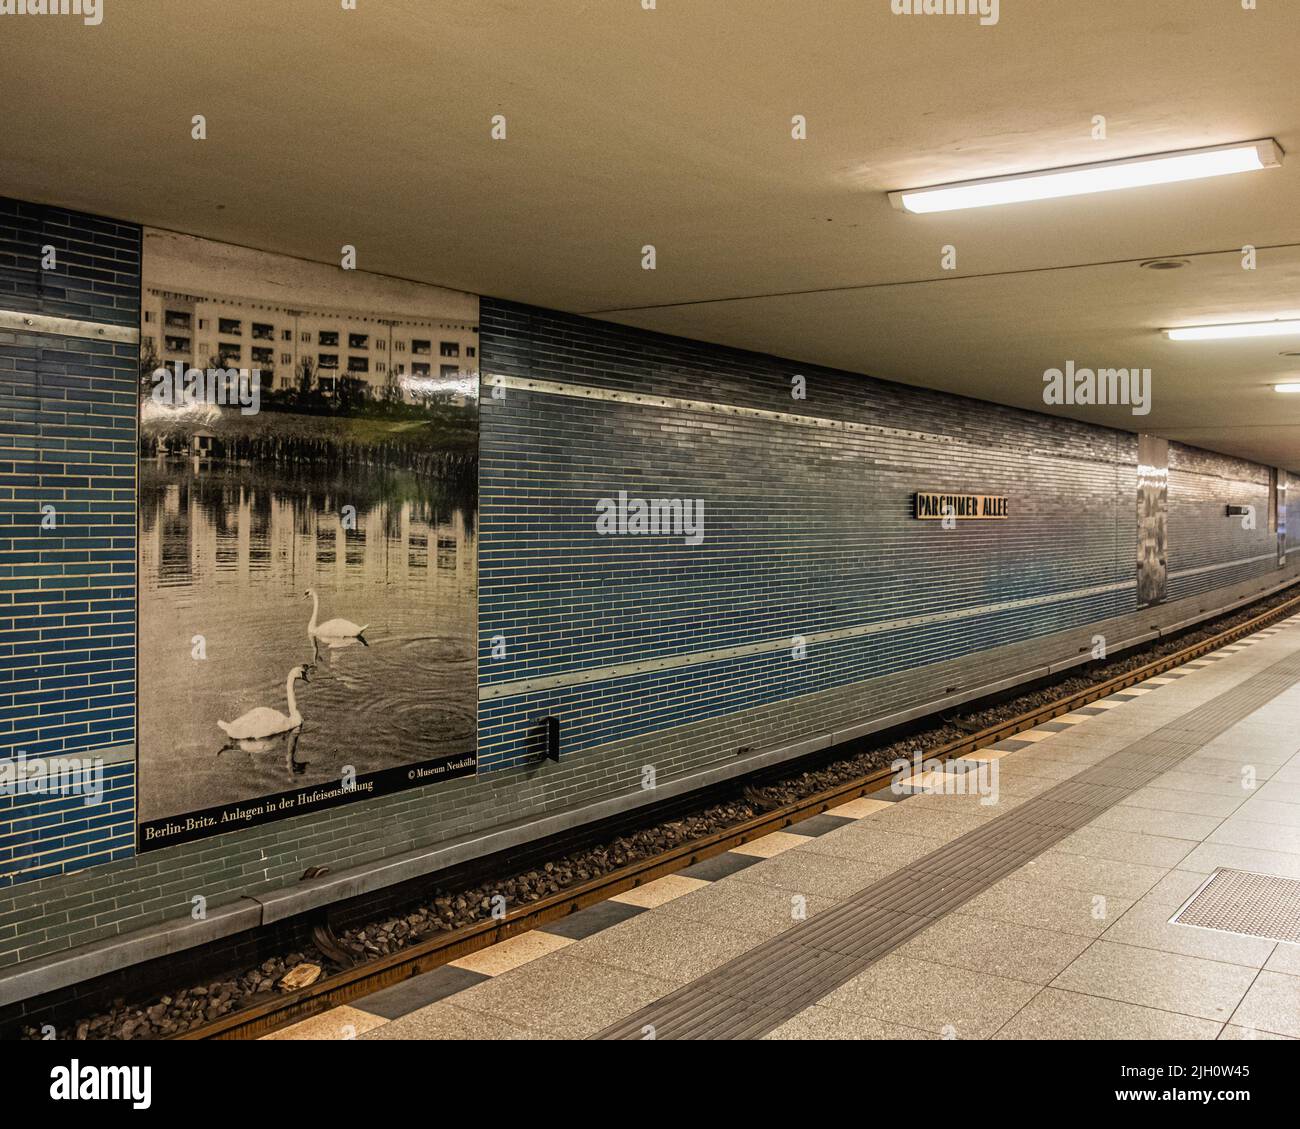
left=218, top=720, right=310, bottom=777
left=137, top=459, right=477, bottom=823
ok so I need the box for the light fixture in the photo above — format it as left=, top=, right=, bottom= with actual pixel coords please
left=1274, top=383, right=1300, bottom=394
left=1165, top=319, right=1300, bottom=341
left=888, top=139, right=1281, bottom=214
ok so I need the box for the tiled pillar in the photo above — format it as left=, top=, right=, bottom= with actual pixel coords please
left=0, top=198, right=140, bottom=895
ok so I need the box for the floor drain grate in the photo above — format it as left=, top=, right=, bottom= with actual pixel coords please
left=1171, top=868, right=1300, bottom=944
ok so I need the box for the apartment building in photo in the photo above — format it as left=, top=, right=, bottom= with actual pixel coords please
left=140, top=288, right=478, bottom=405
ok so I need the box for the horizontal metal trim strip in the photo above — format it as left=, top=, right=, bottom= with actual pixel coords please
left=481, top=577, right=1138, bottom=699
left=7, top=577, right=1291, bottom=1007
left=1169, top=551, right=1278, bottom=580
left=484, top=373, right=955, bottom=444
left=481, top=535, right=1280, bottom=701
left=0, top=743, right=134, bottom=775
left=0, top=308, right=139, bottom=345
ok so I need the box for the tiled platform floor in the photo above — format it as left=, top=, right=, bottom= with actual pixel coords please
left=271, top=620, right=1300, bottom=1040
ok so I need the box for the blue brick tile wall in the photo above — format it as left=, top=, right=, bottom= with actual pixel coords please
left=476, top=300, right=1292, bottom=772
left=1167, top=443, right=1276, bottom=601
left=0, top=198, right=139, bottom=889
left=3, top=231, right=1300, bottom=970
left=0, top=763, right=135, bottom=888
left=0, top=198, right=140, bottom=329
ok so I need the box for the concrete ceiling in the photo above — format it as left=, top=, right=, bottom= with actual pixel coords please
left=3, top=0, right=1300, bottom=463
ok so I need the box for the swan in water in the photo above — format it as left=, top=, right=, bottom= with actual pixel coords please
left=305, top=588, right=368, bottom=649
left=217, top=665, right=312, bottom=748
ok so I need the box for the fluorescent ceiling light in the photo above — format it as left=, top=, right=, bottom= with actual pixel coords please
left=889, top=139, right=1281, bottom=214
left=1274, top=384, right=1300, bottom=394
left=1165, top=319, right=1300, bottom=341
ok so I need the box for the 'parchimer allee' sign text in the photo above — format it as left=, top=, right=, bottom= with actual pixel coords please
left=914, top=492, right=1009, bottom=520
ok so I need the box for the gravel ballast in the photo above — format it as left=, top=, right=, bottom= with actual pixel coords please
left=22, top=586, right=1299, bottom=1040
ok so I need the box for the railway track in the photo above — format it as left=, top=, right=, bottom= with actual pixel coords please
left=171, top=587, right=1300, bottom=1040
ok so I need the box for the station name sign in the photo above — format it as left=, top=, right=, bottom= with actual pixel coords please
left=914, top=492, right=1009, bottom=520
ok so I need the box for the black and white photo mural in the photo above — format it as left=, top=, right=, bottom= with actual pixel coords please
left=136, top=231, right=478, bottom=849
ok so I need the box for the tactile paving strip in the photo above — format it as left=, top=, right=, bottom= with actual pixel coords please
left=594, top=649, right=1300, bottom=1040
left=1172, top=868, right=1300, bottom=944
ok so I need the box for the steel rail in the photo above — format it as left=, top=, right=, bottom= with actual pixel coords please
left=177, top=589, right=1300, bottom=1039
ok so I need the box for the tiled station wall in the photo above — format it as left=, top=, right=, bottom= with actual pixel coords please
left=1166, top=444, right=1284, bottom=601
left=476, top=302, right=1296, bottom=777
left=2, top=204, right=1299, bottom=970
left=0, top=199, right=138, bottom=910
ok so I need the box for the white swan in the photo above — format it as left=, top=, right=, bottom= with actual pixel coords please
left=218, top=665, right=311, bottom=743
left=305, top=588, right=368, bottom=645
